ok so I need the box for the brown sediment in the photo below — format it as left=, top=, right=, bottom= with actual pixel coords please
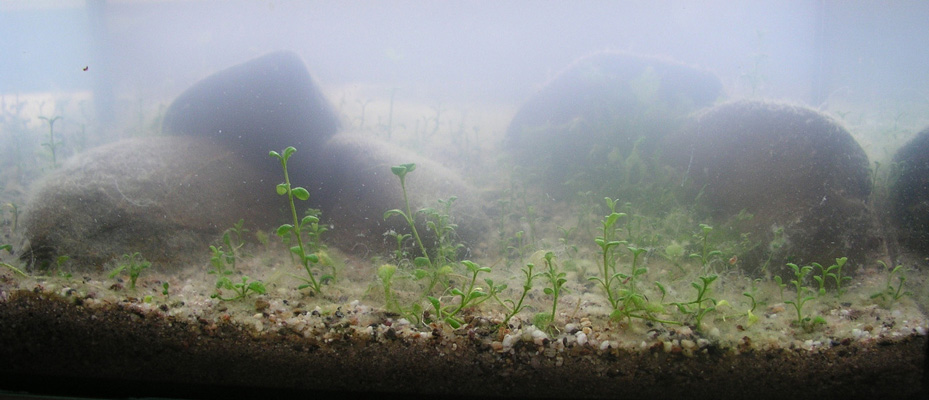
left=1, top=289, right=925, bottom=400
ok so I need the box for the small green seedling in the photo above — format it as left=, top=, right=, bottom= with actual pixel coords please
left=385, top=163, right=459, bottom=301
left=38, top=115, right=63, bottom=169
left=220, top=219, right=248, bottom=270
left=812, top=257, right=850, bottom=297
left=270, top=147, right=330, bottom=294
left=489, top=261, right=540, bottom=327
left=378, top=263, right=399, bottom=312
left=213, top=276, right=266, bottom=301
left=427, top=260, right=493, bottom=329
left=774, top=275, right=787, bottom=301
left=539, top=251, right=567, bottom=329
left=671, top=274, right=720, bottom=329
left=162, top=282, right=170, bottom=297
left=783, top=263, right=820, bottom=331
left=0, top=244, right=29, bottom=277
left=689, top=224, right=723, bottom=274
left=589, top=197, right=628, bottom=311
left=4, top=203, right=18, bottom=234
left=108, top=252, right=151, bottom=290
left=742, top=292, right=760, bottom=327
left=871, top=261, right=912, bottom=307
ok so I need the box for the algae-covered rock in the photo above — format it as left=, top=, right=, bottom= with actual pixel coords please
left=666, top=100, right=877, bottom=274
left=162, top=50, right=340, bottom=174
left=312, top=132, right=489, bottom=258
left=889, top=126, right=929, bottom=258
left=19, top=137, right=283, bottom=270
left=505, top=51, right=721, bottom=198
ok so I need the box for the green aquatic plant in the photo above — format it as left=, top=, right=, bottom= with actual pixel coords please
left=783, top=263, right=823, bottom=331
left=208, top=244, right=266, bottom=301
left=488, top=261, right=540, bottom=327
left=4, top=202, right=18, bottom=234
left=214, top=276, right=267, bottom=302
left=538, top=251, right=567, bottom=330
left=108, top=252, right=151, bottom=290
left=589, top=197, right=628, bottom=311
left=813, top=257, right=850, bottom=297
left=219, top=219, right=248, bottom=270
left=420, top=196, right=463, bottom=266
left=384, top=163, right=457, bottom=302
left=742, top=291, right=760, bottom=327
left=384, top=164, right=430, bottom=265
left=0, top=244, right=29, bottom=277
left=671, top=274, right=720, bottom=330
left=427, top=260, right=493, bottom=329
left=38, top=115, right=63, bottom=169
left=689, top=224, right=723, bottom=274
left=270, top=146, right=328, bottom=295
left=871, top=261, right=912, bottom=308
left=377, top=263, right=400, bottom=312
left=386, top=230, right=412, bottom=263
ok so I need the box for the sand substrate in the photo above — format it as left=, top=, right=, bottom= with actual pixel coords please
left=1, top=288, right=926, bottom=400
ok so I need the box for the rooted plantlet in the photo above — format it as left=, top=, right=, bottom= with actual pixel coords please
left=589, top=197, right=628, bottom=311
left=38, top=115, right=63, bottom=169
left=539, top=251, right=567, bottom=329
left=427, top=260, right=494, bottom=329
left=813, top=257, right=850, bottom=297
left=783, top=263, right=819, bottom=331
left=871, top=261, right=912, bottom=308
left=108, top=252, right=151, bottom=290
left=0, top=244, right=28, bottom=277
left=270, top=146, right=330, bottom=294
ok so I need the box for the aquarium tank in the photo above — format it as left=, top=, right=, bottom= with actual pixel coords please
left=1, top=1, right=927, bottom=399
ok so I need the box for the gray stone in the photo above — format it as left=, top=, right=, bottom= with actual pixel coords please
left=19, top=137, right=282, bottom=270
left=889, top=126, right=929, bottom=258
left=311, top=132, right=488, bottom=259
left=505, top=51, right=721, bottom=198
left=665, top=100, right=878, bottom=274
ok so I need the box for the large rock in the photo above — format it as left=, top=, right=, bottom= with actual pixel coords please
left=666, top=100, right=877, bottom=274
left=889, top=127, right=929, bottom=258
left=162, top=50, right=340, bottom=179
left=505, top=51, right=721, bottom=198
left=312, top=132, right=489, bottom=258
left=19, top=137, right=283, bottom=270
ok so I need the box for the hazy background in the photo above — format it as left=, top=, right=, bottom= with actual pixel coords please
left=2, top=0, right=928, bottom=134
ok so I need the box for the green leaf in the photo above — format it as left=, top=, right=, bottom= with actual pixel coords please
left=414, top=257, right=431, bottom=268
left=428, top=296, right=441, bottom=310
left=276, top=224, right=293, bottom=237
left=446, top=317, right=462, bottom=329
left=293, top=187, right=310, bottom=201
left=276, top=183, right=288, bottom=195
left=383, top=209, right=405, bottom=220
left=283, top=146, right=296, bottom=160
left=301, top=215, right=319, bottom=225
left=248, top=281, right=267, bottom=294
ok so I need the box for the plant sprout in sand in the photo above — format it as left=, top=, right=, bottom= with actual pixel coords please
left=270, top=146, right=330, bottom=295
left=108, top=252, right=151, bottom=290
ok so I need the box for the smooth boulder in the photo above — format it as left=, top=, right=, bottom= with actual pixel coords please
left=162, top=50, right=340, bottom=177
left=19, top=137, right=283, bottom=270
left=505, top=51, right=722, bottom=198
left=889, top=127, right=929, bottom=258
left=311, top=132, right=489, bottom=259
left=666, top=100, right=877, bottom=274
